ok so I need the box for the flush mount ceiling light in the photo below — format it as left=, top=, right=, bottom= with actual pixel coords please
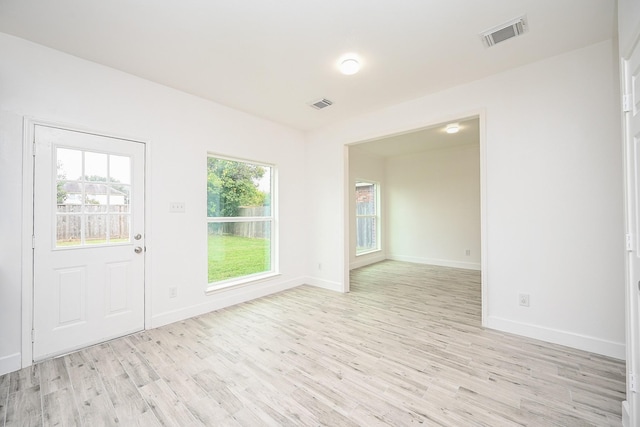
left=338, top=55, right=361, bottom=75
left=446, top=123, right=460, bottom=134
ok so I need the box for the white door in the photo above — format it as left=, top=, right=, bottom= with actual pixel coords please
left=623, top=31, right=640, bottom=426
left=32, top=125, right=145, bottom=361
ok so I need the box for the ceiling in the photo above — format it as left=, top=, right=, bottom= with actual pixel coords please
left=0, top=1, right=615, bottom=131
left=351, top=117, right=479, bottom=158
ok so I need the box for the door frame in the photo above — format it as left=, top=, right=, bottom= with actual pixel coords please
left=20, top=117, right=151, bottom=367
left=341, top=109, right=488, bottom=325
left=621, top=24, right=640, bottom=427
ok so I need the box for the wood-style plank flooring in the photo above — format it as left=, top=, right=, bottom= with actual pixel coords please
left=0, top=261, right=626, bottom=426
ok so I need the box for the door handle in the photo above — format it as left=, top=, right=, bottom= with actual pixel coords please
left=134, top=246, right=143, bottom=254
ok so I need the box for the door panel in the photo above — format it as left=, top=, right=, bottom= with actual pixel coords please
left=33, top=125, right=145, bottom=361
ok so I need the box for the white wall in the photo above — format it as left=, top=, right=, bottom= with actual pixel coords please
left=386, top=144, right=480, bottom=270
left=349, top=149, right=386, bottom=269
left=0, top=33, right=308, bottom=374
left=618, top=0, right=640, bottom=54
left=307, top=39, right=625, bottom=358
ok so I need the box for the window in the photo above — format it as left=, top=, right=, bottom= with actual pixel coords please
left=206, top=156, right=275, bottom=289
left=355, top=181, right=380, bottom=255
left=56, top=147, right=131, bottom=247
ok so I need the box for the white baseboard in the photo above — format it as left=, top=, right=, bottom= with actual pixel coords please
left=486, top=316, right=625, bottom=360
left=350, top=253, right=386, bottom=270
left=622, top=401, right=630, bottom=427
left=304, top=276, right=344, bottom=292
left=388, top=254, right=481, bottom=271
left=0, top=352, right=21, bottom=376
left=151, top=277, right=304, bottom=329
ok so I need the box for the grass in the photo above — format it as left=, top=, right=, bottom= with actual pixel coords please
left=208, top=234, right=271, bottom=283
left=56, top=237, right=130, bottom=247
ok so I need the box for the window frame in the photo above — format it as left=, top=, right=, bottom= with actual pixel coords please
left=355, top=180, right=381, bottom=256
left=206, top=154, right=278, bottom=293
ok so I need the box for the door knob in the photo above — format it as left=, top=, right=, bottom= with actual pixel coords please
left=134, top=233, right=142, bottom=240
left=134, top=246, right=143, bottom=254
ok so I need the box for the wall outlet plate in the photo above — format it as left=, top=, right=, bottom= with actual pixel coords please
left=519, top=293, right=530, bottom=307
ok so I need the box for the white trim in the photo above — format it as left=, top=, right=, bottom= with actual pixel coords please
left=152, top=277, right=304, bottom=328
left=21, top=117, right=150, bottom=369
left=387, top=254, right=481, bottom=271
left=342, top=145, right=350, bottom=292
left=206, top=272, right=281, bottom=294
left=350, top=253, right=386, bottom=270
left=144, top=138, right=152, bottom=330
left=478, top=110, right=489, bottom=327
left=623, top=401, right=630, bottom=427
left=0, top=353, right=21, bottom=376
left=21, top=117, right=35, bottom=368
left=486, top=315, right=625, bottom=360
left=306, top=276, right=344, bottom=292
left=621, top=20, right=640, bottom=427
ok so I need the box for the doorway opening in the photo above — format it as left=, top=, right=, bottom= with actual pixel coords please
left=344, top=114, right=487, bottom=323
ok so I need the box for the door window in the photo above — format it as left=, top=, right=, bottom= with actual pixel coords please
left=56, top=147, right=131, bottom=247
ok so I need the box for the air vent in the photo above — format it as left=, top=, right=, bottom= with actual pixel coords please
left=309, top=98, right=333, bottom=110
left=481, top=16, right=527, bottom=47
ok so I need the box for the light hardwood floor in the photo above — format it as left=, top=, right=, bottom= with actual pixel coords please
left=0, top=261, right=626, bottom=426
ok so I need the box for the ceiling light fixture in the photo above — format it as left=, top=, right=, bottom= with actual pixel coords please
left=446, top=123, right=460, bottom=134
left=339, top=56, right=360, bottom=75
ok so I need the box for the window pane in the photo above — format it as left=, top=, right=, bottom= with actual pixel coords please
left=356, top=183, right=376, bottom=215
left=207, top=157, right=271, bottom=217
left=356, top=217, right=377, bottom=253
left=85, top=215, right=107, bottom=244
left=56, top=214, right=81, bottom=247
left=85, top=151, right=107, bottom=181
left=56, top=148, right=82, bottom=181
left=355, top=181, right=379, bottom=255
left=109, top=214, right=130, bottom=242
left=84, top=182, right=109, bottom=212
left=109, top=185, right=130, bottom=212
left=109, top=154, right=131, bottom=184
left=207, top=221, right=271, bottom=283
left=57, top=197, right=82, bottom=213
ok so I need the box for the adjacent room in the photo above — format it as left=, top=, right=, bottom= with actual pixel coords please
left=1, top=1, right=639, bottom=425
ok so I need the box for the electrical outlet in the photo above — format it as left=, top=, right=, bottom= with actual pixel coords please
left=318, top=263, right=322, bottom=270
left=169, top=202, right=185, bottom=213
left=465, top=249, right=471, bottom=256
left=519, top=293, right=530, bottom=307
left=169, top=287, right=178, bottom=298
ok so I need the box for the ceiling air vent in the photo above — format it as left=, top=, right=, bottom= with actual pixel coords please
left=309, top=98, right=333, bottom=110
left=481, top=16, right=527, bottom=47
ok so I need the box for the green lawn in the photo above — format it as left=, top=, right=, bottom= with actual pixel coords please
left=208, top=234, right=271, bottom=283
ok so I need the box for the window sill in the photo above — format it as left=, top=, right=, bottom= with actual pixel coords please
left=205, top=272, right=280, bottom=295
left=355, top=249, right=381, bottom=257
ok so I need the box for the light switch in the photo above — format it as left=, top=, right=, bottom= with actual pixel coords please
left=170, top=202, right=185, bottom=213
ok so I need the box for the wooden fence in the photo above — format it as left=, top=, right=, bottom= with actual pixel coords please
left=57, top=205, right=129, bottom=242
left=208, top=206, right=270, bottom=239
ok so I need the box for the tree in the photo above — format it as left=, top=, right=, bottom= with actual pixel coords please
left=207, top=158, right=266, bottom=217
left=56, top=160, right=68, bottom=204
left=57, top=182, right=68, bottom=204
